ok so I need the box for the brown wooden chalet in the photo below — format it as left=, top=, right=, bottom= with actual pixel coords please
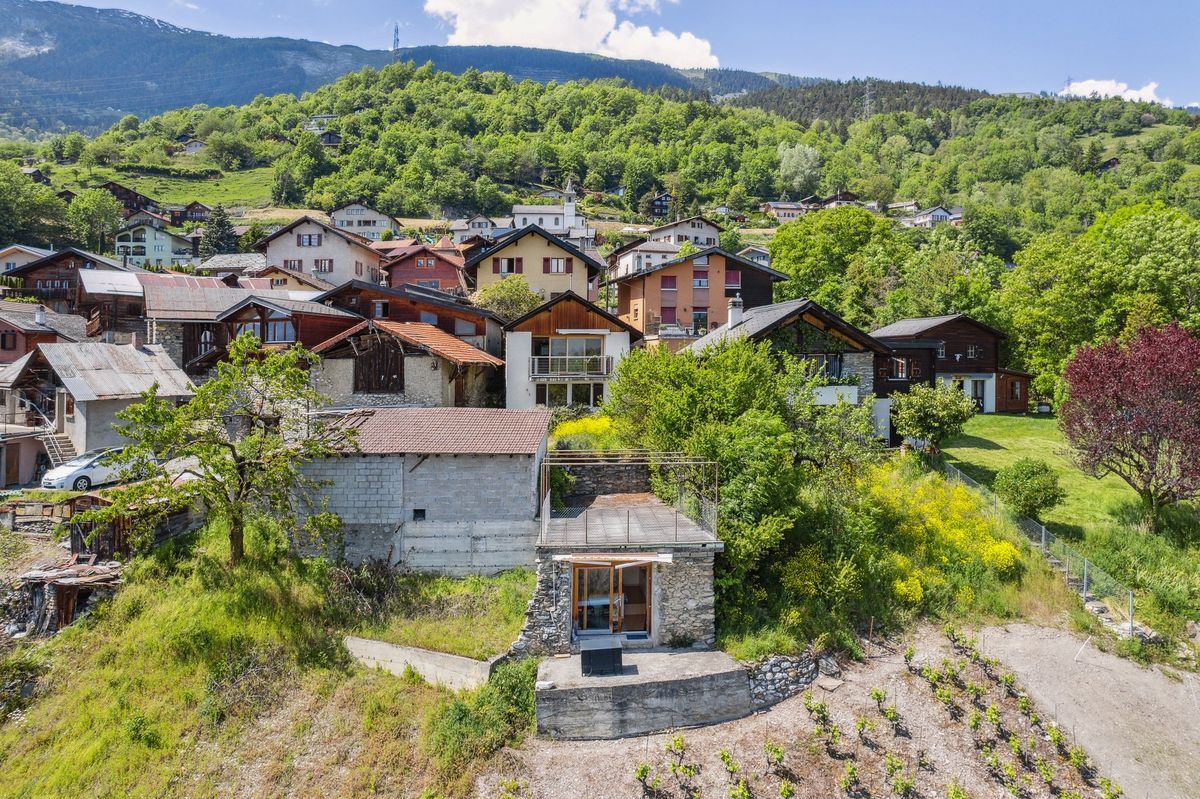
left=870, top=313, right=1031, bottom=413
left=383, top=242, right=467, bottom=294
left=143, top=284, right=360, bottom=375
left=314, top=281, right=503, bottom=357
left=98, top=181, right=158, bottom=212
left=167, top=201, right=212, bottom=226
left=3, top=248, right=145, bottom=314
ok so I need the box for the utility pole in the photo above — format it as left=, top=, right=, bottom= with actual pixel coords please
left=392, top=23, right=400, bottom=62
left=862, top=79, right=874, bottom=121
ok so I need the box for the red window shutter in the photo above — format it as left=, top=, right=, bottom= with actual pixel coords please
left=296, top=234, right=302, bottom=246
left=515, top=257, right=523, bottom=274
left=317, top=234, right=323, bottom=246
left=543, top=257, right=550, bottom=273
left=565, top=257, right=573, bottom=274
left=492, top=257, right=500, bottom=274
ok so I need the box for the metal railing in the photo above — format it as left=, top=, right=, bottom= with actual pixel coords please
left=942, top=461, right=1146, bottom=640
left=529, top=355, right=613, bottom=378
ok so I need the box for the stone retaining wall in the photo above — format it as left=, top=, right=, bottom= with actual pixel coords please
left=746, top=651, right=840, bottom=708
left=561, top=463, right=650, bottom=499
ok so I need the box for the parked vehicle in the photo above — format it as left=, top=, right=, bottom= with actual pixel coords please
left=41, top=448, right=126, bottom=491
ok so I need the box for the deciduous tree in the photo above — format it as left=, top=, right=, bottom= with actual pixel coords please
left=890, top=382, right=977, bottom=452
left=66, top=188, right=123, bottom=253
left=469, top=275, right=543, bottom=321
left=79, top=334, right=342, bottom=566
left=1060, top=323, right=1200, bottom=530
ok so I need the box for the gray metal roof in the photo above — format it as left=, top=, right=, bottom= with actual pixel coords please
left=78, top=270, right=144, bottom=297
left=143, top=285, right=338, bottom=321
left=869, top=314, right=963, bottom=338
left=26, top=342, right=194, bottom=401
left=0, top=301, right=88, bottom=341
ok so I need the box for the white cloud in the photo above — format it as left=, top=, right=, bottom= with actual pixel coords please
left=170, top=0, right=200, bottom=9
left=423, top=0, right=719, bottom=68
left=1061, top=79, right=1172, bottom=106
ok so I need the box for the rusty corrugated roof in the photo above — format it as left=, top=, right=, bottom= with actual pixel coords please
left=312, top=320, right=502, bottom=367
left=331, top=407, right=550, bottom=455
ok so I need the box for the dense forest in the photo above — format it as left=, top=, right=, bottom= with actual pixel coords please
left=730, top=77, right=989, bottom=128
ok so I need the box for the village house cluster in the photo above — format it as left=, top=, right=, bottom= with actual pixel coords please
left=0, top=176, right=1028, bottom=655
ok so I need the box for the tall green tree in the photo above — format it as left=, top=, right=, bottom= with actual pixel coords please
left=66, top=188, right=123, bottom=253
left=0, top=161, right=67, bottom=246
left=199, top=205, right=238, bottom=259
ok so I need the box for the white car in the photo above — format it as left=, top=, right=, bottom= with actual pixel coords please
left=41, top=447, right=126, bottom=491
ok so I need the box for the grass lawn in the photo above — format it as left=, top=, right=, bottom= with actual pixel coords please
left=356, top=569, right=535, bottom=661
left=944, top=413, right=1200, bottom=643
left=51, top=165, right=275, bottom=207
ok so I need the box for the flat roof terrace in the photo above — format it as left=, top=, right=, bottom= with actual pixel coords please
left=539, top=492, right=720, bottom=550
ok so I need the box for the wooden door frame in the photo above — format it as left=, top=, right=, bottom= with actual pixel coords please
left=571, top=561, right=652, bottom=636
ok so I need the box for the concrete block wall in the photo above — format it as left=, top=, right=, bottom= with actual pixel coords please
left=298, top=453, right=540, bottom=574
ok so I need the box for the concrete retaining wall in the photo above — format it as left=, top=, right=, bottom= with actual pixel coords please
left=535, top=653, right=752, bottom=739
left=344, top=635, right=505, bottom=691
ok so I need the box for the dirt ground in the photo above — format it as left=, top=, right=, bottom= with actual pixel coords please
left=980, top=623, right=1200, bottom=799
left=477, top=624, right=1200, bottom=799
left=479, top=626, right=1117, bottom=799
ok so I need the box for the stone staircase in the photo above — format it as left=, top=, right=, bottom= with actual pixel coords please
left=39, top=433, right=77, bottom=469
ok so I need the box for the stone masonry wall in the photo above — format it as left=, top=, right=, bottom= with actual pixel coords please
left=654, top=549, right=717, bottom=648
left=561, top=463, right=650, bottom=500
left=513, top=556, right=572, bottom=655
left=844, top=351, right=875, bottom=397
left=747, top=651, right=840, bottom=707
left=150, top=320, right=185, bottom=370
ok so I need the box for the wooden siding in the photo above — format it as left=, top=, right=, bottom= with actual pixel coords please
left=873, top=348, right=937, bottom=399
left=509, top=295, right=626, bottom=336
left=995, top=370, right=1031, bottom=413
left=328, top=285, right=485, bottom=338
left=922, top=318, right=1001, bottom=373
left=386, top=250, right=463, bottom=293
left=17, top=253, right=123, bottom=313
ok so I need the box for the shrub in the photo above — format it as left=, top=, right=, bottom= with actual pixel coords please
left=994, top=458, right=1065, bottom=520
left=890, top=382, right=977, bottom=452
left=551, top=414, right=621, bottom=450
left=422, top=658, right=538, bottom=772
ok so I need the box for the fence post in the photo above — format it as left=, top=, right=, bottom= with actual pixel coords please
left=1082, top=559, right=1089, bottom=599
left=626, top=509, right=630, bottom=544
left=1128, top=591, right=1135, bottom=639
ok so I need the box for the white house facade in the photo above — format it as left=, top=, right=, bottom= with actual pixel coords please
left=329, top=202, right=400, bottom=241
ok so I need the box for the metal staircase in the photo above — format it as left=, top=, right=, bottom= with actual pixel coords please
left=40, top=433, right=76, bottom=468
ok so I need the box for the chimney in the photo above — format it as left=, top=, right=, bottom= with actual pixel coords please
left=728, top=293, right=744, bottom=328
left=131, top=330, right=145, bottom=350
left=34, top=305, right=46, bottom=327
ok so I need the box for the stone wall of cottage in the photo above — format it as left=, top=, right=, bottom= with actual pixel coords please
left=844, top=351, right=875, bottom=397
left=150, top=320, right=185, bottom=369
left=512, top=556, right=572, bottom=655
left=560, top=462, right=650, bottom=499
left=654, top=549, right=717, bottom=648
left=514, top=548, right=718, bottom=654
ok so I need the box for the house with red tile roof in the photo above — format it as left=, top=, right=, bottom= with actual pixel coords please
left=383, top=243, right=466, bottom=294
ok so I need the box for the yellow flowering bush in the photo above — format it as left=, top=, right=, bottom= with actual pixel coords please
left=551, top=415, right=619, bottom=450
left=861, top=460, right=1027, bottom=614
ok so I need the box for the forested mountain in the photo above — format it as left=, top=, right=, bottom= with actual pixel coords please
left=0, top=0, right=819, bottom=136
left=729, top=78, right=989, bottom=130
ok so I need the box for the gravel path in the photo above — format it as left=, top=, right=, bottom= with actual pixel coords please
left=980, top=623, right=1200, bottom=799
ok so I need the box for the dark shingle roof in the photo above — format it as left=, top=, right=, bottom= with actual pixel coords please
left=686, top=298, right=889, bottom=355
left=869, top=314, right=1006, bottom=340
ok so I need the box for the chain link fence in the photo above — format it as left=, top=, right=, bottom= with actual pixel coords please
left=942, top=461, right=1146, bottom=640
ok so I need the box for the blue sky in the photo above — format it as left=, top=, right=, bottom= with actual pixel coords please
left=76, top=0, right=1200, bottom=103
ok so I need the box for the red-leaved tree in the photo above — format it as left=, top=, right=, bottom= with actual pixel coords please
left=1060, top=323, right=1200, bottom=531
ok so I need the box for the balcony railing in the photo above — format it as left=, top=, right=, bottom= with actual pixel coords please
left=529, top=355, right=613, bottom=378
